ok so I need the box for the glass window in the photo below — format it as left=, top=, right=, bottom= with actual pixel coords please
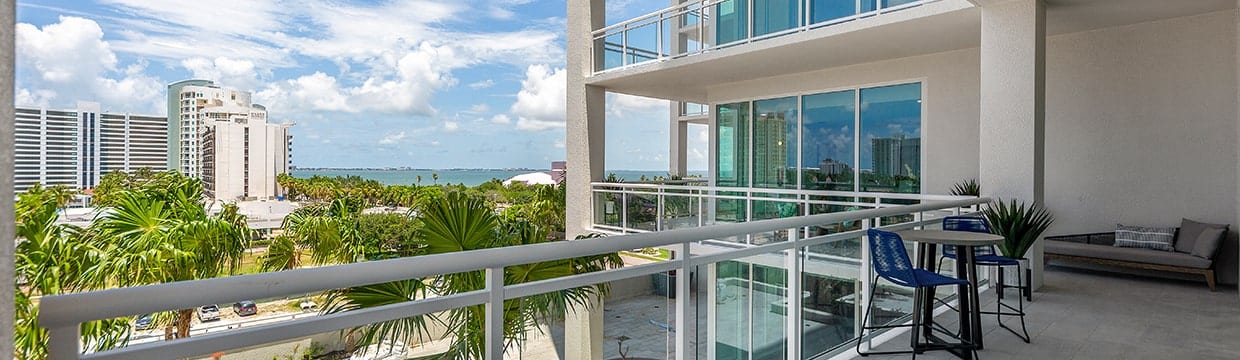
left=859, top=83, right=921, bottom=194
left=861, top=0, right=879, bottom=13
left=801, top=90, right=855, bottom=192
left=811, top=0, right=856, bottom=24
left=752, top=97, right=797, bottom=189
left=716, top=102, right=750, bottom=224
left=753, top=0, right=799, bottom=37
left=716, top=0, right=749, bottom=44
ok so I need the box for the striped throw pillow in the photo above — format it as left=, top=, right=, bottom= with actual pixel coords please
left=1113, top=224, right=1176, bottom=251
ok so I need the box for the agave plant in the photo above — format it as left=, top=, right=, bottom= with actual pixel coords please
left=950, top=179, right=981, bottom=196
left=981, top=198, right=1054, bottom=259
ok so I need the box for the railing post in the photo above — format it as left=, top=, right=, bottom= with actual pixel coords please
left=675, top=241, right=693, bottom=360
left=485, top=267, right=505, bottom=360
left=48, top=325, right=80, bottom=360
left=858, top=218, right=872, bottom=350
left=621, top=188, right=629, bottom=231
left=785, top=228, right=802, bottom=360
left=657, top=187, right=665, bottom=231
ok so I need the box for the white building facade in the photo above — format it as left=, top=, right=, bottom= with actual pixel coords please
left=567, top=1, right=1240, bottom=359
left=12, top=102, right=168, bottom=193
left=201, top=114, right=292, bottom=201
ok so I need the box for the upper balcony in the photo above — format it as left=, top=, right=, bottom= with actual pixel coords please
left=587, top=0, right=980, bottom=102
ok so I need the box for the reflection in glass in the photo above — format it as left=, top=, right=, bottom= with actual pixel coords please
left=717, top=103, right=750, bottom=224
left=753, top=97, right=798, bottom=189
left=714, top=258, right=788, bottom=360
left=754, top=0, right=799, bottom=37
left=801, top=247, right=859, bottom=359
left=811, top=0, right=857, bottom=24
left=801, top=90, right=855, bottom=192
left=716, top=0, right=749, bottom=44
left=859, top=83, right=921, bottom=194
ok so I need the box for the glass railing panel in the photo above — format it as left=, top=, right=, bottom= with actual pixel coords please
left=715, top=0, right=749, bottom=45
left=800, top=246, right=861, bottom=359
left=754, top=0, right=802, bottom=37
left=600, top=275, right=677, bottom=360
left=751, top=192, right=799, bottom=244
left=595, top=190, right=623, bottom=228
left=811, top=0, right=858, bottom=24
left=713, top=252, right=788, bottom=360
left=623, top=21, right=662, bottom=67
left=625, top=191, right=659, bottom=231
left=601, top=33, right=625, bottom=71
left=661, top=191, right=703, bottom=230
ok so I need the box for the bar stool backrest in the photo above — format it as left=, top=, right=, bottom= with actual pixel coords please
left=867, top=229, right=919, bottom=287
left=943, top=216, right=996, bottom=257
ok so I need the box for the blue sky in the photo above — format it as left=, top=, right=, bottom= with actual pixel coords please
left=14, top=0, right=707, bottom=171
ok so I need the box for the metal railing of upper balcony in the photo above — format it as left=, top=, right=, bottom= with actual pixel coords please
left=39, top=195, right=988, bottom=360
left=592, top=0, right=942, bottom=74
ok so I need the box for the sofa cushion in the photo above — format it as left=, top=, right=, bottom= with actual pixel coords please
left=1046, top=241, right=1212, bottom=269
left=1174, top=218, right=1229, bottom=259
left=1114, top=224, right=1176, bottom=251
left=1192, top=226, right=1229, bottom=260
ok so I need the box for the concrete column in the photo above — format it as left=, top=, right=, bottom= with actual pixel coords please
left=978, top=0, right=1046, bottom=289
left=1235, top=2, right=1240, bottom=297
left=670, top=109, right=688, bottom=177
left=2, top=0, right=16, bottom=356
left=566, top=1, right=607, bottom=359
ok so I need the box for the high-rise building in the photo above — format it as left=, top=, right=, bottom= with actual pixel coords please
left=200, top=113, right=292, bottom=201
left=13, top=102, right=168, bottom=193
left=169, top=80, right=292, bottom=201
left=166, top=79, right=215, bottom=171
left=170, top=81, right=266, bottom=177
left=871, top=136, right=920, bottom=177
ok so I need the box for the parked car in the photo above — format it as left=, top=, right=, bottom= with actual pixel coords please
left=233, top=301, right=258, bottom=316
left=197, top=304, right=220, bottom=322
left=299, top=299, right=318, bottom=312
left=134, top=314, right=153, bottom=330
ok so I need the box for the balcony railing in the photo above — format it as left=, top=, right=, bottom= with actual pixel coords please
left=40, top=195, right=987, bottom=360
left=592, top=181, right=970, bottom=235
left=592, top=0, right=940, bottom=74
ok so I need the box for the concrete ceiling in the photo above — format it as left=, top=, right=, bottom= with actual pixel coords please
left=587, top=0, right=1237, bottom=102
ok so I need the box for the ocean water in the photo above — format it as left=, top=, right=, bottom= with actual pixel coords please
left=289, top=169, right=708, bottom=187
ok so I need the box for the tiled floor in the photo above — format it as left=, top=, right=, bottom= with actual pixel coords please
left=858, top=266, right=1240, bottom=360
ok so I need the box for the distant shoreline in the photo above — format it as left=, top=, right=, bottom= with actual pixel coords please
left=290, top=167, right=706, bottom=172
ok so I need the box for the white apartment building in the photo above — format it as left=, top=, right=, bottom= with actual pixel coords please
left=169, top=80, right=266, bottom=177
left=201, top=113, right=292, bottom=201
left=565, top=1, right=1240, bottom=359
left=12, top=102, right=167, bottom=193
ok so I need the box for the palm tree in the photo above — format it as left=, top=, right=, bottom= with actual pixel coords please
left=321, top=192, right=620, bottom=358
left=432, top=173, right=439, bottom=185
left=85, top=175, right=250, bottom=340
left=14, top=185, right=129, bottom=359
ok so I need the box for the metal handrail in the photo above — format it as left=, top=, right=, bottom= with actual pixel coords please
left=41, top=196, right=988, bottom=360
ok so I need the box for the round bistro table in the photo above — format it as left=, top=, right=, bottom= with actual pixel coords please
left=896, top=229, right=1003, bottom=359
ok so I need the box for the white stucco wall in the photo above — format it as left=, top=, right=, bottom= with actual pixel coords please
left=1044, top=10, right=1238, bottom=234
left=703, top=47, right=983, bottom=196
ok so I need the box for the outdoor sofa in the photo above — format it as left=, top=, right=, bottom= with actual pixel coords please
left=1044, top=219, right=1232, bottom=291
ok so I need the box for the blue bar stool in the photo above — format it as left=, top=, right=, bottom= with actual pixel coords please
left=939, top=216, right=1031, bottom=343
left=858, top=229, right=978, bottom=358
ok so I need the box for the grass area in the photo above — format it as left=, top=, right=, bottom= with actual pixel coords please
left=228, top=249, right=318, bottom=276
left=621, top=247, right=672, bottom=262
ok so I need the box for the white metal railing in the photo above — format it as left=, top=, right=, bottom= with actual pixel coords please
left=592, top=0, right=941, bottom=74
left=591, top=181, right=971, bottom=235
left=39, top=196, right=988, bottom=360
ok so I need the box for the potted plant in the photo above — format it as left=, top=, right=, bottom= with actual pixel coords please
left=981, top=198, right=1054, bottom=298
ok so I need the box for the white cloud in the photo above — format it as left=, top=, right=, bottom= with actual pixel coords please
left=443, top=121, right=460, bottom=132
left=510, top=64, right=566, bottom=131
left=15, top=16, right=163, bottom=112
left=554, top=138, right=566, bottom=149
left=468, top=103, right=490, bottom=114
left=181, top=57, right=263, bottom=91
left=468, top=79, right=495, bottom=89
left=608, top=93, right=668, bottom=119
left=378, top=131, right=407, bottom=145
left=491, top=114, right=511, bottom=124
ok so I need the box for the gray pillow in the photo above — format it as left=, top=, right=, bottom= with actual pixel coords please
left=1191, top=226, right=1229, bottom=260
left=1175, top=218, right=1228, bottom=255
left=1114, top=224, right=1176, bottom=251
